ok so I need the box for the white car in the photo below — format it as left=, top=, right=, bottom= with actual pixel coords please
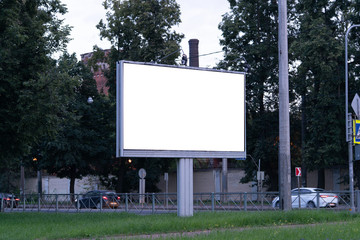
left=272, top=188, right=338, bottom=208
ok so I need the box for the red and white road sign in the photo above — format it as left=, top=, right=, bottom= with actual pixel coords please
left=295, top=167, right=302, bottom=177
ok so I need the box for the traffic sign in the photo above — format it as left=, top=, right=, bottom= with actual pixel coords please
left=295, top=167, right=301, bottom=177
left=352, top=93, right=360, bottom=118
left=257, top=171, right=264, bottom=181
left=138, top=168, right=146, bottom=179
left=354, top=120, right=360, bottom=144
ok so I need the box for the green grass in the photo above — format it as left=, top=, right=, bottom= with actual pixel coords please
left=170, top=222, right=360, bottom=240
left=0, top=210, right=359, bottom=240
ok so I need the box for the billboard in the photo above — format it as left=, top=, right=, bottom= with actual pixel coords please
left=116, top=61, right=246, bottom=158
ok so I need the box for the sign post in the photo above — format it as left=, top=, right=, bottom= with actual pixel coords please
left=164, top=172, right=168, bottom=208
left=295, top=167, right=301, bottom=208
left=139, top=168, right=146, bottom=204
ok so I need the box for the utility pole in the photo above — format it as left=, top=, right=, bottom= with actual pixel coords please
left=278, top=0, right=292, bottom=210
left=345, top=24, right=360, bottom=213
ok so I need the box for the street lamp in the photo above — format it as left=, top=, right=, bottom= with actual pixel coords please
left=345, top=24, right=360, bottom=213
left=33, top=156, right=42, bottom=195
left=87, top=96, right=94, bottom=104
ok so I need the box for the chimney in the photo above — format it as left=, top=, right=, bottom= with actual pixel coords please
left=188, top=39, right=199, bottom=67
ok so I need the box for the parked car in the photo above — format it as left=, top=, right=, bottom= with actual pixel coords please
left=75, top=190, right=120, bottom=209
left=272, top=188, right=338, bottom=208
left=0, top=193, right=20, bottom=208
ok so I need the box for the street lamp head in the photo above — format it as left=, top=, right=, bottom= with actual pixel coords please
left=87, top=96, right=94, bottom=104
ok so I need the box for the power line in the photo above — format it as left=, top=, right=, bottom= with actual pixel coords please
left=198, top=50, right=223, bottom=57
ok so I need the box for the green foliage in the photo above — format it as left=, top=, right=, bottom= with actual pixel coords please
left=0, top=0, right=72, bottom=191
left=219, top=0, right=360, bottom=189
left=218, top=0, right=300, bottom=190
left=41, top=53, right=114, bottom=194
left=289, top=0, right=360, bottom=187
left=97, top=0, right=184, bottom=96
left=98, top=0, right=183, bottom=64
left=93, top=0, right=183, bottom=192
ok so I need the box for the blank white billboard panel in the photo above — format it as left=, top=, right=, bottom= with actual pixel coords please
left=116, top=61, right=246, bottom=158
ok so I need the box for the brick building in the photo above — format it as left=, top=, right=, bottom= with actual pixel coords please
left=81, top=49, right=111, bottom=95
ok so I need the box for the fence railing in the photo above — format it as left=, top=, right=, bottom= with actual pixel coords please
left=0, top=191, right=358, bottom=213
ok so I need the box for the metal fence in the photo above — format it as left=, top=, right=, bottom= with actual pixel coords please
left=1, top=191, right=358, bottom=213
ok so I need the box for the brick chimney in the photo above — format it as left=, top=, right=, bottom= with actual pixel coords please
left=188, top=39, right=199, bottom=67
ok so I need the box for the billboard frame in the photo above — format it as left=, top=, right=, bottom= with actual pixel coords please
left=116, top=60, right=246, bottom=158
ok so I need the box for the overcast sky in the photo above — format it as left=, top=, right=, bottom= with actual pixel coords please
left=60, top=0, right=230, bottom=68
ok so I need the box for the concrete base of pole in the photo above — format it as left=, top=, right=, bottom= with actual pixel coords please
left=177, top=158, right=193, bottom=217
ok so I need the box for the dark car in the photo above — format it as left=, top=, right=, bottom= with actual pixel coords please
left=75, top=190, right=120, bottom=209
left=0, top=193, right=20, bottom=208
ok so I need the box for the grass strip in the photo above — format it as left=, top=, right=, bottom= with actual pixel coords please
left=0, top=210, right=358, bottom=240
left=171, top=221, right=360, bottom=240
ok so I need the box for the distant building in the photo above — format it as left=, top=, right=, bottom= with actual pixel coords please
left=81, top=49, right=111, bottom=95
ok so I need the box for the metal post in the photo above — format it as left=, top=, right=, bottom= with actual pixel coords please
left=345, top=24, right=360, bottom=213
left=125, top=193, right=128, bottom=212
left=55, top=194, right=58, bottom=213
left=10, top=195, right=14, bottom=210
left=100, top=193, right=102, bottom=212
left=258, top=159, right=261, bottom=193
left=164, top=173, right=169, bottom=209
left=20, top=165, right=25, bottom=196
left=278, top=0, right=292, bottom=211
left=211, top=192, right=215, bottom=212
left=76, top=194, right=79, bottom=212
left=298, top=177, right=301, bottom=208
left=23, top=194, right=25, bottom=211
left=244, top=192, right=247, bottom=211
left=37, top=170, right=42, bottom=196
left=38, top=193, right=41, bottom=212
left=316, top=192, right=320, bottom=210
left=177, top=158, right=193, bottom=217
left=152, top=193, right=155, bottom=214
left=222, top=158, right=228, bottom=202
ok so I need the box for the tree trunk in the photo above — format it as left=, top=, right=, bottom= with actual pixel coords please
left=70, top=176, right=75, bottom=202
left=317, top=168, right=325, bottom=189
left=115, top=158, right=127, bottom=193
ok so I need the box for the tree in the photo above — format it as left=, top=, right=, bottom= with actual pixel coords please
left=42, top=53, right=113, bottom=196
left=218, top=0, right=300, bottom=190
left=289, top=0, right=360, bottom=188
left=0, top=0, right=72, bottom=191
left=93, top=0, right=184, bottom=193
left=97, top=0, right=184, bottom=95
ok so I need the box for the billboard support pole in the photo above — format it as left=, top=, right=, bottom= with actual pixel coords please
left=177, top=158, right=193, bottom=217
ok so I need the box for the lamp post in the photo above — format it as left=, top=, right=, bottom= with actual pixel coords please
left=345, top=24, right=360, bottom=213
left=33, top=157, right=42, bottom=195
left=247, top=155, right=262, bottom=193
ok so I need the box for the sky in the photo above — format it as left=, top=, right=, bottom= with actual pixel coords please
left=60, top=0, right=230, bottom=68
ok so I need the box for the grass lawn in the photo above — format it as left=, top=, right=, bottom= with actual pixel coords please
left=0, top=210, right=359, bottom=239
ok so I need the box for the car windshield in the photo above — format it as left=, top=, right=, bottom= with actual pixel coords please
left=313, top=188, right=325, bottom=192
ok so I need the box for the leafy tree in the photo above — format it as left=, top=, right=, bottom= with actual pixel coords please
left=289, top=0, right=360, bottom=188
left=218, top=0, right=300, bottom=190
left=0, top=0, right=72, bottom=191
left=97, top=0, right=184, bottom=95
left=42, top=53, right=114, bottom=196
left=93, top=0, right=184, bottom=193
